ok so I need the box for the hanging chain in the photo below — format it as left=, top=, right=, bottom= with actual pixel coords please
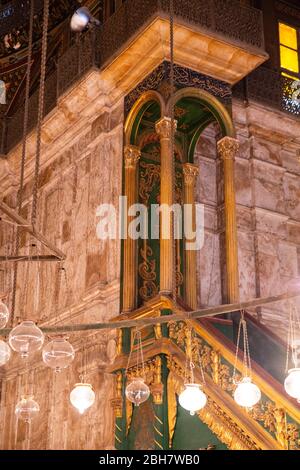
left=286, top=302, right=300, bottom=371
left=31, top=0, right=50, bottom=227
left=125, top=329, right=146, bottom=379
left=11, top=0, right=35, bottom=323
left=233, top=310, right=252, bottom=384
left=169, top=0, right=177, bottom=300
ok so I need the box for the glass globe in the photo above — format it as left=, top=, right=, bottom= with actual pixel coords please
left=125, top=378, right=150, bottom=406
left=234, top=377, right=261, bottom=408
left=70, top=7, right=90, bottom=32
left=0, top=301, right=9, bottom=329
left=15, top=396, right=40, bottom=422
left=284, top=368, right=300, bottom=402
left=9, top=321, right=44, bottom=358
left=179, top=383, right=207, bottom=416
left=70, top=383, right=95, bottom=414
left=42, top=338, right=75, bottom=372
left=0, top=340, right=11, bottom=366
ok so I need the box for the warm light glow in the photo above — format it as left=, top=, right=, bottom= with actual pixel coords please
left=234, top=377, right=261, bottom=408
left=70, top=7, right=91, bottom=32
left=279, top=23, right=298, bottom=50
left=0, top=340, right=11, bottom=366
left=15, top=396, right=40, bottom=422
left=284, top=368, right=300, bottom=402
left=42, top=338, right=75, bottom=372
left=125, top=378, right=150, bottom=406
left=0, top=301, right=9, bottom=329
left=178, top=383, right=207, bottom=416
left=279, top=22, right=299, bottom=75
left=9, top=321, right=44, bottom=358
left=70, top=383, right=95, bottom=414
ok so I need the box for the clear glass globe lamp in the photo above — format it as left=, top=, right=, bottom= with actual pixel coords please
left=179, top=383, right=207, bottom=416
left=42, top=338, right=75, bottom=372
left=9, top=321, right=44, bottom=358
left=284, top=368, right=300, bottom=402
left=70, top=383, right=95, bottom=414
left=234, top=377, right=261, bottom=408
left=125, top=378, right=150, bottom=406
left=0, top=340, right=11, bottom=366
left=15, top=396, right=40, bottom=422
left=0, top=300, right=9, bottom=329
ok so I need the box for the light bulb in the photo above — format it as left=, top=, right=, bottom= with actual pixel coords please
left=70, top=7, right=91, bottom=32
left=178, top=383, right=207, bottom=415
left=70, top=383, right=95, bottom=414
left=9, top=321, right=44, bottom=358
left=0, top=340, right=11, bottom=366
left=15, top=396, right=40, bottom=422
left=0, top=300, right=9, bottom=328
left=234, top=377, right=261, bottom=408
left=125, top=378, right=150, bottom=406
left=42, top=338, right=75, bottom=372
left=284, top=368, right=300, bottom=402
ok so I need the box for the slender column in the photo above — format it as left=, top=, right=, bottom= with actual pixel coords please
left=122, top=145, right=141, bottom=312
left=155, top=117, right=177, bottom=295
left=217, top=136, right=240, bottom=304
left=183, top=163, right=199, bottom=309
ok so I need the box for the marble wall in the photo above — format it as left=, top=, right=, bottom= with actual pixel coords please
left=0, top=98, right=124, bottom=449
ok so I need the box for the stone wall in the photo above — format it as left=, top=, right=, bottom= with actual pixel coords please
left=0, top=91, right=124, bottom=449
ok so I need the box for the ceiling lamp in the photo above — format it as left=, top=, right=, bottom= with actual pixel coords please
left=70, top=7, right=100, bottom=32
left=0, top=300, right=9, bottom=328
left=125, top=329, right=150, bottom=406
left=284, top=368, right=300, bottom=402
left=125, top=378, right=150, bottom=406
left=234, top=377, right=261, bottom=408
left=42, top=338, right=75, bottom=372
left=0, top=340, right=11, bottom=366
left=9, top=321, right=44, bottom=358
left=70, top=383, right=95, bottom=414
left=284, top=305, right=300, bottom=402
left=178, top=326, right=207, bottom=415
left=179, top=383, right=207, bottom=416
left=233, top=311, right=261, bottom=408
left=15, top=396, right=40, bottom=422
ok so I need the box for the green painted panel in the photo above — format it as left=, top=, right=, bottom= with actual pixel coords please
left=172, top=401, right=227, bottom=450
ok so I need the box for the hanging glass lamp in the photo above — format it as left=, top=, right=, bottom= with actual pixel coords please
left=179, top=383, right=207, bottom=415
left=234, top=377, right=261, bottom=408
left=70, top=383, right=95, bottom=414
left=125, top=377, right=150, bottom=406
left=9, top=321, right=44, bottom=358
left=0, top=301, right=9, bottom=329
left=0, top=340, right=11, bottom=366
left=42, top=338, right=75, bottom=372
left=284, top=368, right=300, bottom=402
left=15, top=396, right=40, bottom=422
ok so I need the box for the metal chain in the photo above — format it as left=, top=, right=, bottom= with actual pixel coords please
left=11, top=0, right=35, bottom=323
left=31, top=0, right=50, bottom=227
left=169, top=0, right=177, bottom=300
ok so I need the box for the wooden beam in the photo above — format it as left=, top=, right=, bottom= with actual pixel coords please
left=0, top=290, right=298, bottom=336
left=0, top=201, right=65, bottom=260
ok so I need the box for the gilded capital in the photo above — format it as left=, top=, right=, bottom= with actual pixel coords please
left=155, top=117, right=177, bottom=139
left=217, top=136, right=239, bottom=161
left=183, top=163, right=199, bottom=186
left=124, top=145, right=141, bottom=169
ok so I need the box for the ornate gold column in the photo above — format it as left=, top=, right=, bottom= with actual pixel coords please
left=217, top=136, right=240, bottom=304
left=123, top=145, right=141, bottom=312
left=183, top=163, right=199, bottom=309
left=155, top=117, right=177, bottom=295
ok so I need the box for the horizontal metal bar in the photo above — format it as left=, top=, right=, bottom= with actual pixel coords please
left=0, top=255, right=61, bottom=262
left=0, top=290, right=298, bottom=336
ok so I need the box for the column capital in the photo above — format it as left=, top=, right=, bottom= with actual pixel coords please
left=183, top=163, right=199, bottom=186
left=124, top=145, right=141, bottom=169
left=155, top=116, right=177, bottom=139
left=217, top=136, right=239, bottom=161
